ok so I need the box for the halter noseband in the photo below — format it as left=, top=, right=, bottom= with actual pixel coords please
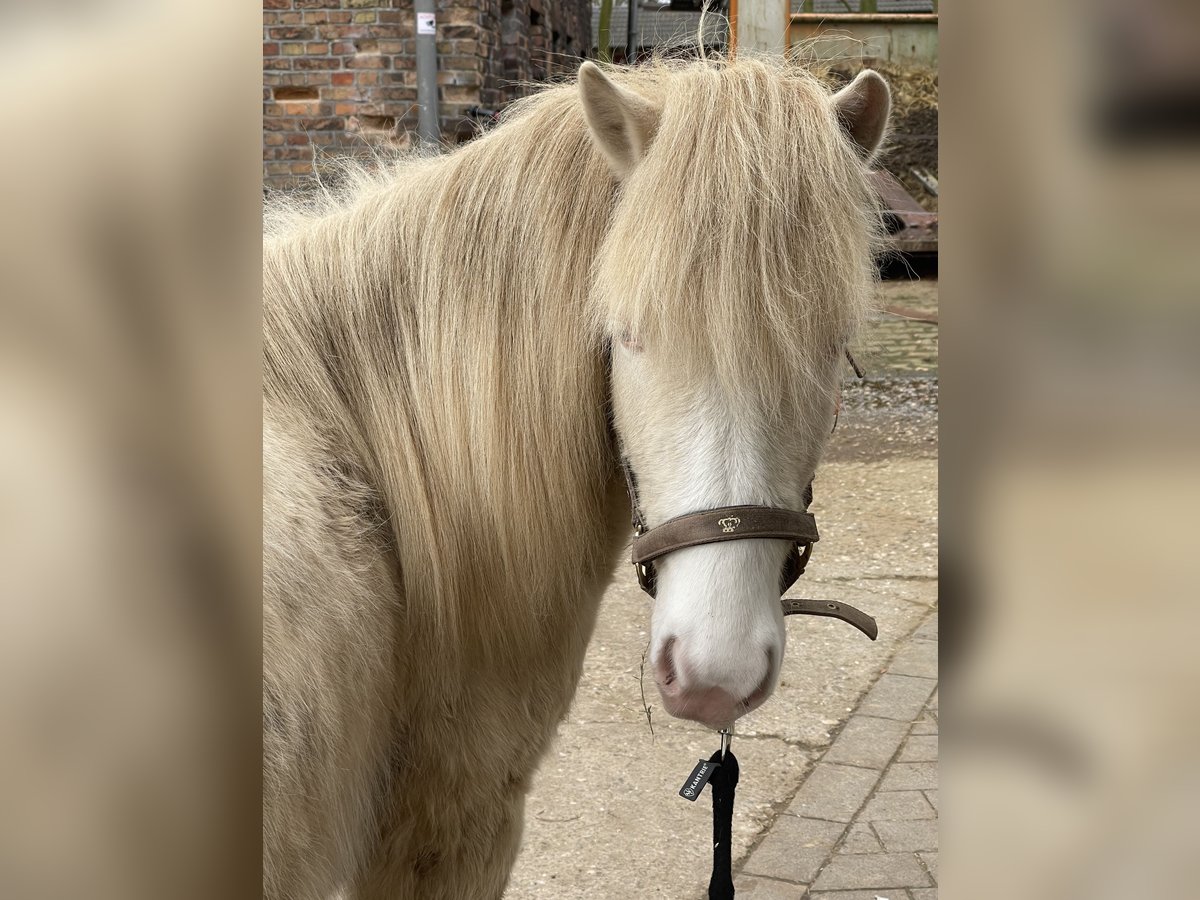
left=619, top=457, right=877, bottom=641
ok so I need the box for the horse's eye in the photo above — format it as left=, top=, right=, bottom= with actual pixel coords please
left=619, top=329, right=643, bottom=353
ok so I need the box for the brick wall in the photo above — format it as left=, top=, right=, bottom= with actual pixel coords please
left=263, top=0, right=591, bottom=190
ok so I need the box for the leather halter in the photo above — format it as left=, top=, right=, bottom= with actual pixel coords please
left=619, top=457, right=877, bottom=641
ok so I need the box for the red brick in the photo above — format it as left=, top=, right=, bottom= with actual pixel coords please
left=374, top=87, right=417, bottom=102
left=444, top=7, right=480, bottom=26
left=331, top=72, right=354, bottom=85
left=347, top=55, right=388, bottom=69
left=294, top=58, right=342, bottom=70
left=299, top=117, right=345, bottom=130
left=269, top=26, right=315, bottom=40
left=263, top=42, right=280, bottom=56
left=276, top=147, right=316, bottom=161
left=263, top=0, right=289, bottom=9
left=278, top=100, right=321, bottom=116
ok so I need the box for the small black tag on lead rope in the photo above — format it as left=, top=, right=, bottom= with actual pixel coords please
left=679, top=757, right=720, bottom=801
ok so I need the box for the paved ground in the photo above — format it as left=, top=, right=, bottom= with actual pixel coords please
left=506, top=279, right=938, bottom=899
left=736, top=615, right=938, bottom=899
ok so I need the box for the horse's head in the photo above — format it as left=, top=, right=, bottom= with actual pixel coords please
left=580, top=60, right=889, bottom=728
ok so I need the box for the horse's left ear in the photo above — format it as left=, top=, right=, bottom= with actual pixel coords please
left=578, top=61, right=661, bottom=177
left=832, top=69, right=891, bottom=161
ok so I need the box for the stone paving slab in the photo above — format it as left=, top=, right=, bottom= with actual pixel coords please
left=783, top=764, right=882, bottom=824
left=856, top=674, right=938, bottom=722
left=874, top=820, right=939, bottom=853
left=898, top=735, right=937, bottom=762
left=822, top=716, right=909, bottom=770
left=840, top=824, right=884, bottom=854
left=740, top=817, right=844, bottom=885
left=859, top=790, right=935, bottom=823
left=812, top=853, right=931, bottom=891
left=878, top=762, right=937, bottom=792
left=735, top=875, right=808, bottom=898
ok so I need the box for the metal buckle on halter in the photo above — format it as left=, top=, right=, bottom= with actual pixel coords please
left=635, top=560, right=657, bottom=596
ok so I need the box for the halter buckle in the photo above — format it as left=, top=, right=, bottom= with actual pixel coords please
left=635, top=561, right=657, bottom=597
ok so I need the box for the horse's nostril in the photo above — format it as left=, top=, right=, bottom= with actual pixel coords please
left=657, top=637, right=678, bottom=687
left=743, top=656, right=775, bottom=710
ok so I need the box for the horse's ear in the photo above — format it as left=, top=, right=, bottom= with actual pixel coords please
left=578, top=61, right=661, bottom=177
left=832, top=69, right=891, bottom=161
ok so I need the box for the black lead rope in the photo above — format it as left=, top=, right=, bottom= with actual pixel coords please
left=707, top=747, right=739, bottom=900
left=679, top=732, right=739, bottom=900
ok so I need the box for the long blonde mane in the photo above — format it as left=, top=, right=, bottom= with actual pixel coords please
left=263, top=55, right=881, bottom=658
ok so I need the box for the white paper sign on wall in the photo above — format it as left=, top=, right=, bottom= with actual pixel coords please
left=416, top=12, right=436, bottom=35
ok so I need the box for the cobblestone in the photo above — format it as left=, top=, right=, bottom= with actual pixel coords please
left=856, top=280, right=939, bottom=375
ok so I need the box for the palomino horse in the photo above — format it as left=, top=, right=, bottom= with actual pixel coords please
left=264, top=57, right=889, bottom=900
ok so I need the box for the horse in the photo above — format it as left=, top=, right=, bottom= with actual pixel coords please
left=263, top=56, right=889, bottom=900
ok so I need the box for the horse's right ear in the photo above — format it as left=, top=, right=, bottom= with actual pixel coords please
left=578, top=61, right=661, bottom=177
